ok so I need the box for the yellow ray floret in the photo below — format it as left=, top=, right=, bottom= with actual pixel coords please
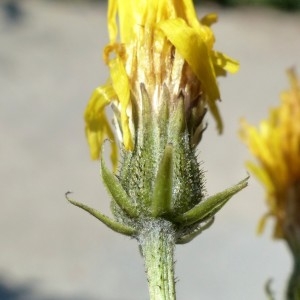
left=240, top=69, right=300, bottom=238
left=84, top=85, right=118, bottom=169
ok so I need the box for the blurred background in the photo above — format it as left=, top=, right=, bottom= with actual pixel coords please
left=202, top=0, right=300, bottom=10
left=1, top=0, right=300, bottom=299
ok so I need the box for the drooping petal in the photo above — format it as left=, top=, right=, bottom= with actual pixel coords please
left=84, top=84, right=118, bottom=169
left=159, top=18, right=223, bottom=132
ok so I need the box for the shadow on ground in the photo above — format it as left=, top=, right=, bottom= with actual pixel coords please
left=0, top=279, right=32, bottom=300
left=0, top=278, right=99, bottom=300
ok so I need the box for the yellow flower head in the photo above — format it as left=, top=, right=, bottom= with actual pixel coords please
left=85, top=0, right=239, bottom=169
left=240, top=69, right=300, bottom=238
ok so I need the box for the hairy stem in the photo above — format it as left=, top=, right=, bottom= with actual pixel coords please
left=139, top=219, right=176, bottom=300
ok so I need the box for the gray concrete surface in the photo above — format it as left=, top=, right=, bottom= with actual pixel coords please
left=1, top=1, right=300, bottom=299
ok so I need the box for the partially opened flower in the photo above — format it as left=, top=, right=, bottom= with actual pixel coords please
left=240, top=69, right=300, bottom=241
left=241, top=69, right=300, bottom=300
left=84, top=0, right=239, bottom=168
left=68, top=1, right=247, bottom=299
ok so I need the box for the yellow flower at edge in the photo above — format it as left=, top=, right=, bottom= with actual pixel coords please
left=240, top=69, right=300, bottom=238
left=85, top=0, right=239, bottom=169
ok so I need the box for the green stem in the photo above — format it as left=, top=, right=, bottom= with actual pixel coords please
left=284, top=183, right=300, bottom=300
left=286, top=255, right=300, bottom=300
left=139, top=219, right=176, bottom=300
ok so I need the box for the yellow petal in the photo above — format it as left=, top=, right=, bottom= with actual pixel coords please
left=84, top=84, right=118, bottom=170
left=256, top=212, right=272, bottom=235
left=287, top=68, right=299, bottom=91
left=85, top=85, right=114, bottom=119
left=200, top=13, right=218, bottom=26
left=159, top=18, right=219, bottom=99
left=245, top=161, right=274, bottom=194
left=109, top=57, right=134, bottom=150
left=159, top=17, right=222, bottom=132
left=212, top=51, right=240, bottom=74
left=172, top=0, right=200, bottom=28
left=107, top=0, right=119, bottom=44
